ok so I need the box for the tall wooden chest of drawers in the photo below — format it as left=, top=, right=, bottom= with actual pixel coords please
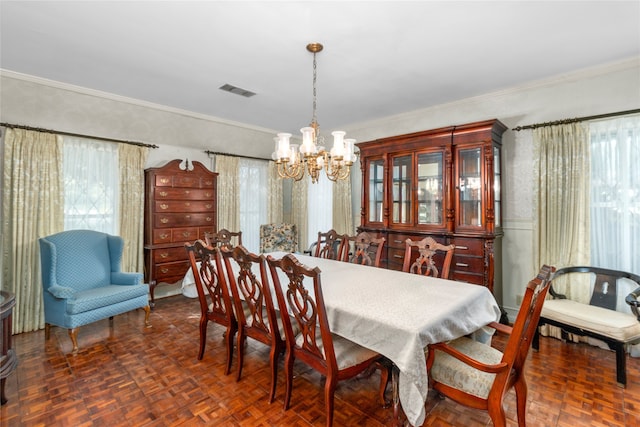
left=144, top=159, right=217, bottom=306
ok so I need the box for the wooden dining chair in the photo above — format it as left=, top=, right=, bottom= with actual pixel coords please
left=266, top=253, right=389, bottom=427
left=220, top=245, right=285, bottom=403
left=313, top=229, right=343, bottom=260
left=342, top=231, right=385, bottom=267
left=425, top=265, right=555, bottom=427
left=204, top=228, right=242, bottom=249
left=402, top=237, right=455, bottom=279
left=185, top=240, right=237, bottom=375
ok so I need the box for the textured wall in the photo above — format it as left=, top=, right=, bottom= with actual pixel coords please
left=2, top=57, right=639, bottom=315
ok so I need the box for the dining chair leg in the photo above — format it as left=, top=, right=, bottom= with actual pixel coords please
left=283, top=349, right=294, bottom=410
left=235, top=328, right=246, bottom=381
left=223, top=324, right=237, bottom=375
left=268, top=345, right=280, bottom=403
left=324, top=375, right=337, bottom=427
left=197, top=318, right=208, bottom=360
left=514, top=374, right=528, bottom=427
left=488, top=402, right=506, bottom=427
left=377, top=360, right=391, bottom=407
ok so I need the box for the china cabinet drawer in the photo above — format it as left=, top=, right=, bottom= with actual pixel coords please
left=451, top=255, right=484, bottom=272
left=450, top=237, right=484, bottom=255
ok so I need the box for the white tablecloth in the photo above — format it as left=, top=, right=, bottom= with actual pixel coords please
left=183, top=251, right=501, bottom=426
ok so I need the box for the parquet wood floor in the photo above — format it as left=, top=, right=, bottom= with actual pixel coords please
left=1, top=294, right=639, bottom=426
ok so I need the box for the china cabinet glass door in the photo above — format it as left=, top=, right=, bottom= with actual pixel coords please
left=458, top=148, right=482, bottom=227
left=368, top=159, right=384, bottom=223
left=494, top=146, right=501, bottom=227
left=391, top=155, right=412, bottom=225
left=416, top=152, right=443, bottom=225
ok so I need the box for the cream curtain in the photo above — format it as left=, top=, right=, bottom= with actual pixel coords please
left=2, top=128, right=64, bottom=334
left=332, top=175, right=354, bottom=235
left=118, top=143, right=149, bottom=273
left=215, top=155, right=240, bottom=232
left=267, top=162, right=283, bottom=224
left=533, top=123, right=591, bottom=301
left=533, top=123, right=591, bottom=344
left=291, top=179, right=308, bottom=251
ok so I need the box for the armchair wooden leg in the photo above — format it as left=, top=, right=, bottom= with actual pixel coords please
left=109, top=316, right=114, bottom=328
left=68, top=328, right=79, bottom=354
left=45, top=323, right=51, bottom=340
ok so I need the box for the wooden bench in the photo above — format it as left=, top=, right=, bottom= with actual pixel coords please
left=532, top=266, right=640, bottom=387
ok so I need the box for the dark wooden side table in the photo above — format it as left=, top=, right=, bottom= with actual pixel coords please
left=0, top=291, right=17, bottom=405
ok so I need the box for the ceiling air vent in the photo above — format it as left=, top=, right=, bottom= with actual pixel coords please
left=219, top=83, right=256, bottom=98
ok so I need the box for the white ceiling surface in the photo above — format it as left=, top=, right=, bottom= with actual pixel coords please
left=1, top=1, right=639, bottom=138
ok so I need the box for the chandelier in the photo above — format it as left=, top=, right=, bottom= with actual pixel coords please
left=272, top=43, right=358, bottom=183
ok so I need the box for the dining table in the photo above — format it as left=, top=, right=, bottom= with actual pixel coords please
left=183, top=250, right=501, bottom=427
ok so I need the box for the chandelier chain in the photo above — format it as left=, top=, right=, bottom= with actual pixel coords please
left=312, top=52, right=318, bottom=128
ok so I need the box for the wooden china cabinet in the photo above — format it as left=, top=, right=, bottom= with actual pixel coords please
left=357, top=119, right=507, bottom=303
left=144, top=159, right=217, bottom=306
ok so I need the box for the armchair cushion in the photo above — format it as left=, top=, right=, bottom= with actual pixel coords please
left=541, top=299, right=640, bottom=343
left=48, top=285, right=75, bottom=299
left=67, top=284, right=150, bottom=315
left=429, top=336, right=503, bottom=399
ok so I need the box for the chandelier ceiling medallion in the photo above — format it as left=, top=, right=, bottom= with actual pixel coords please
left=272, top=43, right=358, bottom=183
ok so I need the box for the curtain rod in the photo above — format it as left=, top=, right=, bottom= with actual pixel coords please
left=0, top=122, right=159, bottom=148
left=205, top=150, right=271, bottom=161
left=512, top=108, right=640, bottom=131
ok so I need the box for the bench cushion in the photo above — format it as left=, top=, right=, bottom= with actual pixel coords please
left=542, top=299, right=640, bottom=343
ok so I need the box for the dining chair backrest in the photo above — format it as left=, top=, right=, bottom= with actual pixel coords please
left=185, top=240, right=237, bottom=373
left=267, top=253, right=335, bottom=370
left=204, top=229, right=243, bottom=249
left=220, top=244, right=284, bottom=402
left=342, top=231, right=385, bottom=267
left=402, top=237, right=455, bottom=279
left=313, top=229, right=343, bottom=260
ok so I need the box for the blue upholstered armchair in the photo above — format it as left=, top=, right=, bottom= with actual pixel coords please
left=39, top=230, right=151, bottom=353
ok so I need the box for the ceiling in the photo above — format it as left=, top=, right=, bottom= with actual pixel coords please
left=1, top=1, right=639, bottom=136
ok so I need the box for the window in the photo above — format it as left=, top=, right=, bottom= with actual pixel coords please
left=63, top=136, right=119, bottom=233
left=238, top=158, right=268, bottom=253
left=307, top=173, right=333, bottom=245
left=589, top=115, right=640, bottom=273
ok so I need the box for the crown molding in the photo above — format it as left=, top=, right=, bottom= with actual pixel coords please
left=0, top=69, right=277, bottom=135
